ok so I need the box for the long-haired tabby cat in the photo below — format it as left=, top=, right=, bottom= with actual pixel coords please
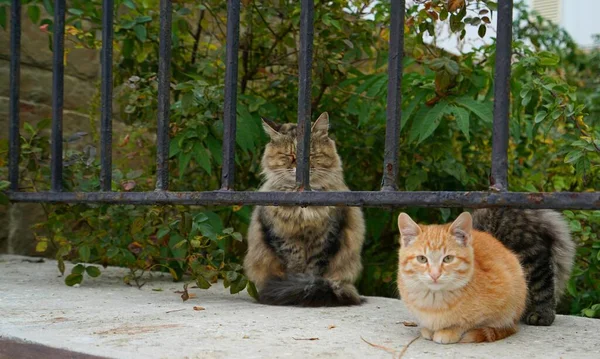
left=243, top=112, right=365, bottom=306
left=472, top=209, right=575, bottom=326
left=396, top=212, right=527, bottom=343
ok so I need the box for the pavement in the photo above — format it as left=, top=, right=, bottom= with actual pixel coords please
left=1, top=254, right=599, bottom=359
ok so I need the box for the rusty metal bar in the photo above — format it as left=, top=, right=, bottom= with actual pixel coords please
left=296, top=0, right=314, bottom=190
left=490, top=0, right=513, bottom=191
left=100, top=0, right=114, bottom=191
left=381, top=0, right=406, bottom=191
left=6, top=191, right=599, bottom=209
left=8, top=0, right=21, bottom=191
left=156, top=0, right=173, bottom=191
left=51, top=0, right=66, bottom=191
left=220, top=0, right=241, bottom=190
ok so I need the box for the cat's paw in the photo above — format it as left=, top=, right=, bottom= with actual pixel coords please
left=420, top=328, right=433, bottom=340
left=432, top=328, right=463, bottom=344
left=524, top=310, right=555, bottom=326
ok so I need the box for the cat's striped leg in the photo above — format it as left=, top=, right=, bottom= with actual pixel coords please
left=243, top=209, right=285, bottom=289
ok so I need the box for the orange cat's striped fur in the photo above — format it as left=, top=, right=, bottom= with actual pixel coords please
left=396, top=212, right=527, bottom=344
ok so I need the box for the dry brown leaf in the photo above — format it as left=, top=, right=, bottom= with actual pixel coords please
left=402, top=321, right=418, bottom=327
left=328, top=325, right=336, bottom=329
left=193, top=306, right=205, bottom=311
left=448, top=0, right=465, bottom=12
left=180, top=283, right=190, bottom=302
left=292, top=337, right=319, bottom=341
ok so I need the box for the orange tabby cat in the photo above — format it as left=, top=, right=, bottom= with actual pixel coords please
left=396, top=212, right=527, bottom=344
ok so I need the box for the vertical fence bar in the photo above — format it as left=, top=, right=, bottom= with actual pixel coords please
left=155, top=0, right=172, bottom=191
left=100, top=0, right=114, bottom=191
left=296, top=0, right=314, bottom=191
left=490, top=0, right=513, bottom=191
left=51, top=0, right=66, bottom=192
left=381, top=0, right=406, bottom=191
left=220, top=0, right=241, bottom=191
left=8, top=0, right=21, bottom=191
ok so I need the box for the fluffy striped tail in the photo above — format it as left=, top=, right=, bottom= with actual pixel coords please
left=460, top=326, right=518, bottom=343
left=538, top=210, right=576, bottom=298
left=258, top=274, right=362, bottom=307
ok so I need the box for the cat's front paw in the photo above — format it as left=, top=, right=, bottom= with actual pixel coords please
left=524, top=310, right=555, bottom=326
left=420, top=327, right=433, bottom=340
left=432, top=328, right=463, bottom=344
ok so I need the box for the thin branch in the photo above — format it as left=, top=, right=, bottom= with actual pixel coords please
left=191, top=10, right=206, bottom=65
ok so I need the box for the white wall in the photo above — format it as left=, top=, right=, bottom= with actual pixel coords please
left=561, top=0, right=600, bottom=47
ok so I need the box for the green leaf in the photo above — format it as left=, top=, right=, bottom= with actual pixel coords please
left=198, top=224, right=217, bottom=241
left=42, top=0, right=53, bottom=14
left=193, top=143, right=212, bottom=175
left=448, top=106, right=470, bottom=141
left=65, top=273, right=83, bottom=286
left=136, top=16, right=152, bottom=23
left=157, top=227, right=170, bottom=239
left=416, top=101, right=450, bottom=143
left=79, top=246, right=91, bottom=262
left=231, top=232, right=243, bottom=242
left=133, top=24, right=147, bottom=42
left=0, top=6, right=6, bottom=30
left=122, top=39, right=134, bottom=58
left=205, top=135, right=223, bottom=165
left=85, top=266, right=101, bottom=278
left=72, top=264, right=85, bottom=275
left=534, top=111, right=547, bottom=124
left=27, top=5, right=40, bottom=24
left=0, top=192, right=9, bottom=205
left=67, top=8, right=84, bottom=16
left=230, top=277, right=248, bottom=295
left=405, top=168, right=428, bottom=191
left=246, top=281, right=259, bottom=301
left=168, top=268, right=179, bottom=281
left=58, top=258, right=65, bottom=275
left=564, top=150, right=583, bottom=164
left=454, top=96, right=493, bottom=123
left=195, top=275, right=211, bottom=289
left=36, top=241, right=48, bottom=253
left=178, top=150, right=192, bottom=179
left=106, top=247, right=119, bottom=258
left=123, top=0, right=136, bottom=9
left=538, top=51, right=560, bottom=66
left=478, top=24, right=486, bottom=38
left=169, top=139, right=181, bottom=158
left=402, top=91, right=426, bottom=130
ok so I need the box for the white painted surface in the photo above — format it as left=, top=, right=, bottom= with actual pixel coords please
left=1, top=255, right=599, bottom=358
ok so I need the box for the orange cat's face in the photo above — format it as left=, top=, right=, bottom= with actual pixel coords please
left=397, top=212, right=475, bottom=292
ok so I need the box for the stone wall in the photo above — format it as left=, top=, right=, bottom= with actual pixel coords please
left=0, top=8, right=100, bottom=255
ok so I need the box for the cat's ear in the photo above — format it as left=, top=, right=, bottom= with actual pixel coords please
left=311, top=112, right=329, bottom=134
left=398, top=213, right=421, bottom=247
left=449, top=212, right=473, bottom=246
left=261, top=117, right=282, bottom=140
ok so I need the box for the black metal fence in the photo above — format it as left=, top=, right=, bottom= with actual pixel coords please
left=5, top=0, right=600, bottom=209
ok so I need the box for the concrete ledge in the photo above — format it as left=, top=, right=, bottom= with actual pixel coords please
left=1, top=255, right=599, bottom=359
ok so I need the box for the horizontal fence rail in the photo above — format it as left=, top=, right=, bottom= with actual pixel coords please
left=4, top=0, right=600, bottom=210
left=7, top=191, right=600, bottom=209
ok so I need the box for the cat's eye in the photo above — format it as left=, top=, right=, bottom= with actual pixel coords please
left=416, top=255, right=428, bottom=263
left=443, top=255, right=455, bottom=263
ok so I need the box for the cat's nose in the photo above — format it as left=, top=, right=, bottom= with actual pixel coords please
left=429, top=271, right=441, bottom=282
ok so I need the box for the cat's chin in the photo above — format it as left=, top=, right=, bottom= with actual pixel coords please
left=424, top=282, right=448, bottom=291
